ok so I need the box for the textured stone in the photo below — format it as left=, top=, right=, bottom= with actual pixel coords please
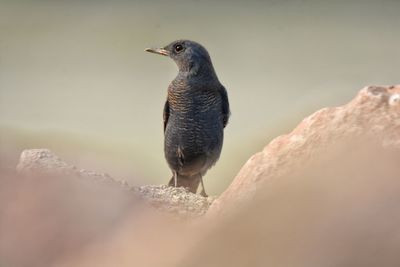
left=16, top=149, right=211, bottom=217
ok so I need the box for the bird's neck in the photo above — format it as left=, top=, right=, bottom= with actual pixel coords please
left=178, top=62, right=218, bottom=81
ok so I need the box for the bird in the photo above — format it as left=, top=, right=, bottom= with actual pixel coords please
left=145, top=40, right=230, bottom=197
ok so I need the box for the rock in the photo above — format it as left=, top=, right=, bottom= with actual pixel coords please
left=208, top=85, right=400, bottom=215
left=17, top=149, right=76, bottom=175
left=133, top=185, right=214, bottom=217
left=17, top=148, right=121, bottom=186
left=16, top=149, right=212, bottom=217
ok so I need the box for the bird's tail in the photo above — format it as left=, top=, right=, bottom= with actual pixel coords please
left=168, top=174, right=201, bottom=194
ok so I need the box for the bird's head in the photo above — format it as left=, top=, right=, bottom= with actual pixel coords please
left=145, top=40, right=215, bottom=76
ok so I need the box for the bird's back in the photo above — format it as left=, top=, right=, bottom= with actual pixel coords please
left=164, top=79, right=224, bottom=177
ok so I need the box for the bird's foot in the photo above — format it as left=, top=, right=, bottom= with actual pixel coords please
left=200, top=190, right=208, bottom=198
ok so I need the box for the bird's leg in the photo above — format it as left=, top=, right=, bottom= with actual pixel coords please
left=200, top=176, right=208, bottom=197
left=173, top=171, right=178, bottom=187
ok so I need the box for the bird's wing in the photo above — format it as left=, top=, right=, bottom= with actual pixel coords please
left=163, top=99, right=170, bottom=133
left=219, top=85, right=230, bottom=128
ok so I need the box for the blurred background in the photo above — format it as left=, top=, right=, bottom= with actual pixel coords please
left=1, top=0, right=399, bottom=195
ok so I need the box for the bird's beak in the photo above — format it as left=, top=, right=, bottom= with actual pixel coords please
left=144, top=47, right=169, bottom=56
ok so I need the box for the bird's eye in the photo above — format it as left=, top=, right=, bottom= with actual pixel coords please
left=174, top=44, right=184, bottom=53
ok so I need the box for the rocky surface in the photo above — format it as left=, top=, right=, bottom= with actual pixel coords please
left=8, top=85, right=400, bottom=267
left=209, top=85, right=400, bottom=215
left=15, top=85, right=400, bottom=218
left=16, top=149, right=212, bottom=218
left=134, top=185, right=214, bottom=217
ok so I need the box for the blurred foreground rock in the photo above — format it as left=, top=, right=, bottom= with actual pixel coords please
left=5, top=85, right=400, bottom=267
left=209, top=85, right=400, bottom=215
left=16, top=149, right=212, bottom=218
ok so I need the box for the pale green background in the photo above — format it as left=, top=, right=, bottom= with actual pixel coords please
left=1, top=0, right=399, bottom=194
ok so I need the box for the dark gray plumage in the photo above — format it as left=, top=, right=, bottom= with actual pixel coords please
left=145, top=40, right=230, bottom=196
